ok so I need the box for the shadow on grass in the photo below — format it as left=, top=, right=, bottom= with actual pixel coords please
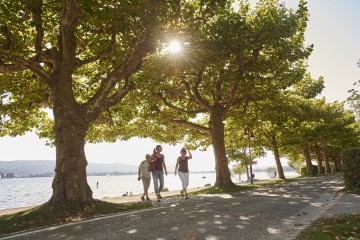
left=190, top=177, right=298, bottom=195
left=0, top=200, right=152, bottom=235
left=296, top=214, right=360, bottom=240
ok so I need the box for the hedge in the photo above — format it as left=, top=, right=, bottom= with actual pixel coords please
left=300, top=165, right=322, bottom=176
left=341, top=148, right=360, bottom=191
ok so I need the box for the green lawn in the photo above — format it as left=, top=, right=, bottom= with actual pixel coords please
left=297, top=214, right=360, bottom=240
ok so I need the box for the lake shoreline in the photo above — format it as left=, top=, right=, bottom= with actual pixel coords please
left=0, top=184, right=214, bottom=216
left=0, top=172, right=299, bottom=213
left=0, top=175, right=294, bottom=216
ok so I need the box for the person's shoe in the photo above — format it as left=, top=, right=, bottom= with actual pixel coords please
left=180, top=190, right=184, bottom=197
left=157, top=199, right=161, bottom=202
left=185, top=196, right=189, bottom=199
left=146, top=197, right=150, bottom=201
left=140, top=196, right=145, bottom=201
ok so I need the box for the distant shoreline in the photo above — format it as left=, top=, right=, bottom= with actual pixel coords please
left=0, top=170, right=297, bottom=179
left=0, top=171, right=219, bottom=179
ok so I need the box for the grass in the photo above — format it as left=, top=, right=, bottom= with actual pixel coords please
left=296, top=214, right=360, bottom=240
left=0, top=200, right=152, bottom=235
left=190, top=177, right=296, bottom=195
left=190, top=184, right=256, bottom=195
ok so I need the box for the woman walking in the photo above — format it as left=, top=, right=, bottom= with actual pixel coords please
left=175, top=148, right=192, bottom=199
left=150, top=145, right=168, bottom=202
left=137, top=154, right=152, bottom=201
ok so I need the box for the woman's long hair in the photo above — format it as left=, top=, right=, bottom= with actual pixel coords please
left=153, top=145, right=161, bottom=154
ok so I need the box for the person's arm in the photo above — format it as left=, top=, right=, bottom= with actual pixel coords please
left=149, top=154, right=155, bottom=163
left=163, top=154, right=168, bottom=176
left=187, top=149, right=192, bottom=159
left=174, top=157, right=180, bottom=175
left=138, top=163, right=142, bottom=181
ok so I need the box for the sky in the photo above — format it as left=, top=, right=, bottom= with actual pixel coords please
left=1, top=1, right=359, bottom=171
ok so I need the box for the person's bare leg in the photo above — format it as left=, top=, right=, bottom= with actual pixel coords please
left=184, top=188, right=188, bottom=199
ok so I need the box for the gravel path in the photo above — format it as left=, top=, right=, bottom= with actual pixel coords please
left=1, top=174, right=359, bottom=240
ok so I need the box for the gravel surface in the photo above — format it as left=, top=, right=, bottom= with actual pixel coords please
left=1, top=174, right=359, bottom=240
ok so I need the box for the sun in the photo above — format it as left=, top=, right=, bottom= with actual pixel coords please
left=168, top=40, right=181, bottom=53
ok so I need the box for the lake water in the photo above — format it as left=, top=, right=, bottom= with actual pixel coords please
left=0, top=171, right=298, bottom=210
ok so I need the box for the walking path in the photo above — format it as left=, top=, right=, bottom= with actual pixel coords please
left=1, top=174, right=359, bottom=240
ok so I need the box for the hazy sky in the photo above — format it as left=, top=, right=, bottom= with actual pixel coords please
left=1, top=1, right=359, bottom=171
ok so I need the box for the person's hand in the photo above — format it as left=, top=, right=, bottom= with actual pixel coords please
left=165, top=170, right=168, bottom=176
left=137, top=177, right=141, bottom=181
left=174, top=171, right=177, bottom=176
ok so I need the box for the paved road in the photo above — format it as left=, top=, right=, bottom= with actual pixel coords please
left=1, top=174, right=358, bottom=240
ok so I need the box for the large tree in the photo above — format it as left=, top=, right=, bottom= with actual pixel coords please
left=0, top=0, right=169, bottom=206
left=134, top=0, right=311, bottom=187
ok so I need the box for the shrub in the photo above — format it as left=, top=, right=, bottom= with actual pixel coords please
left=300, top=165, right=319, bottom=176
left=341, top=148, right=360, bottom=191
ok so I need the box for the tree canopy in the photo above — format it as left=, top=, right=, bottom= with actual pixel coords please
left=1, top=0, right=358, bottom=206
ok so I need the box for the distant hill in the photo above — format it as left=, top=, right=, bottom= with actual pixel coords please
left=0, top=160, right=138, bottom=177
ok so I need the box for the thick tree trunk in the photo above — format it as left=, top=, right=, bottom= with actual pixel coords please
left=314, top=144, right=324, bottom=174
left=302, top=147, right=315, bottom=176
left=322, top=144, right=332, bottom=174
left=270, top=135, right=285, bottom=179
left=210, top=112, right=234, bottom=187
left=49, top=96, right=92, bottom=205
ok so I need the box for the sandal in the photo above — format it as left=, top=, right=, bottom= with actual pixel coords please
left=140, top=196, right=145, bottom=201
left=146, top=197, right=150, bottom=201
left=180, top=190, right=184, bottom=197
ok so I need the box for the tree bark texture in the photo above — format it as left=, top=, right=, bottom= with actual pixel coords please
left=210, top=111, right=234, bottom=187
left=302, top=147, right=315, bottom=176
left=322, top=144, right=332, bottom=174
left=314, top=144, right=324, bottom=174
left=270, top=135, right=285, bottom=179
left=246, top=164, right=250, bottom=181
left=333, top=156, right=342, bottom=172
left=50, top=93, right=92, bottom=205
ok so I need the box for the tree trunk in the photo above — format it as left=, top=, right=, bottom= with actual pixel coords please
left=333, top=155, right=342, bottom=172
left=270, top=135, right=285, bottom=179
left=246, top=164, right=250, bottom=180
left=322, top=144, right=332, bottom=174
left=210, top=112, right=234, bottom=187
left=314, top=144, right=324, bottom=174
left=49, top=94, right=92, bottom=205
left=302, top=147, right=315, bottom=175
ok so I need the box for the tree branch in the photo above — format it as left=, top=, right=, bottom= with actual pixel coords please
left=0, top=50, right=51, bottom=84
left=76, top=30, right=116, bottom=67
left=85, top=31, right=156, bottom=118
left=215, top=69, right=224, bottom=103
left=156, top=92, right=206, bottom=115
left=1, top=26, right=11, bottom=49
left=0, top=61, right=27, bottom=73
left=180, top=76, right=198, bottom=103
left=236, top=47, right=262, bottom=75
left=192, top=67, right=212, bottom=111
left=60, top=0, right=83, bottom=70
left=28, top=0, right=44, bottom=58
left=103, top=78, right=136, bottom=111
left=169, top=119, right=210, bottom=136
